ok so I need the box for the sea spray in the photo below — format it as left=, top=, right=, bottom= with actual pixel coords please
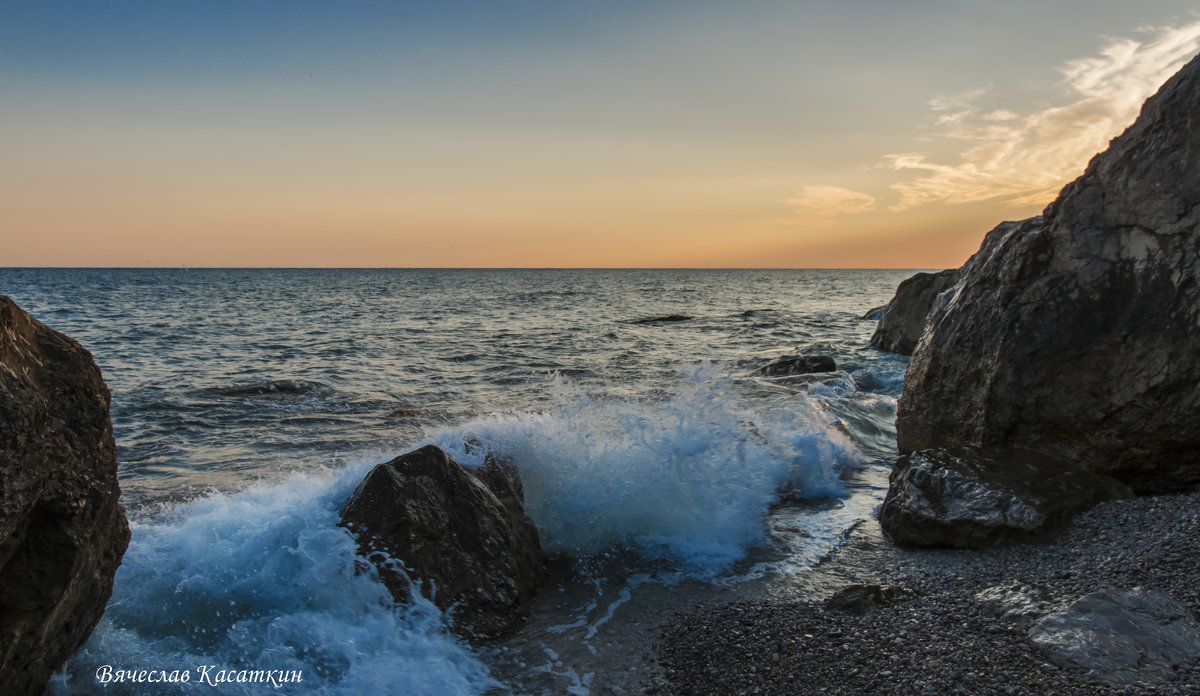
left=429, top=363, right=860, bottom=573
left=50, top=462, right=495, bottom=696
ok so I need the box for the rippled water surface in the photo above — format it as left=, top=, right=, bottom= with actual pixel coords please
left=1, top=268, right=915, bottom=695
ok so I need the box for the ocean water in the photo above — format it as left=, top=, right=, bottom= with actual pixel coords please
left=0, top=268, right=913, bottom=695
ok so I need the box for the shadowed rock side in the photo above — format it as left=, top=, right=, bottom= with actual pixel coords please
left=879, top=448, right=1131, bottom=547
left=339, top=445, right=545, bottom=637
left=0, top=296, right=130, bottom=696
left=897, top=51, right=1200, bottom=495
left=868, top=269, right=958, bottom=355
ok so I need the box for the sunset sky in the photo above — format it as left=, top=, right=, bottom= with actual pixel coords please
left=4, top=1, right=1200, bottom=268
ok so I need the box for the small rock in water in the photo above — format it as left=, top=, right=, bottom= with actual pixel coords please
left=628, top=314, right=693, bottom=324
left=753, top=355, right=836, bottom=377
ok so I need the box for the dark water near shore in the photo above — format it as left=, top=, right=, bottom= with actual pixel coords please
left=1, top=268, right=914, bottom=695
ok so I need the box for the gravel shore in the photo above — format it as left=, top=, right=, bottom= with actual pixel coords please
left=652, top=491, right=1200, bottom=695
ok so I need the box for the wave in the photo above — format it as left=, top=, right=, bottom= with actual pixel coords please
left=50, top=464, right=494, bottom=696
left=427, top=363, right=860, bottom=574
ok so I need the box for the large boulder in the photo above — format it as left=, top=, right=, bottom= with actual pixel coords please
left=0, top=296, right=130, bottom=696
left=868, top=269, right=958, bottom=355
left=878, top=447, right=1130, bottom=547
left=339, top=444, right=545, bottom=637
left=897, top=51, right=1200, bottom=493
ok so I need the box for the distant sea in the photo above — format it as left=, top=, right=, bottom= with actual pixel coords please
left=1, top=268, right=916, bottom=695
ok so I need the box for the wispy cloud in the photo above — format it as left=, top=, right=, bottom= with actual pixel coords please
left=786, top=185, right=876, bottom=221
left=886, top=21, right=1200, bottom=211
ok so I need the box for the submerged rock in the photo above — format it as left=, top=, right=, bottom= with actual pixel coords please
left=0, top=296, right=130, bottom=696
left=897, top=52, right=1200, bottom=492
left=878, top=447, right=1130, bottom=548
left=753, top=355, right=836, bottom=377
left=868, top=269, right=958, bottom=355
left=1030, top=588, right=1200, bottom=685
left=339, top=445, right=545, bottom=637
left=628, top=314, right=693, bottom=324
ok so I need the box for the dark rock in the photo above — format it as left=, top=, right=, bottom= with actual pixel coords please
left=1030, top=588, right=1200, bottom=684
left=628, top=314, right=693, bottom=324
left=753, top=355, right=836, bottom=377
left=868, top=269, right=958, bottom=355
left=897, top=53, right=1200, bottom=492
left=742, top=309, right=776, bottom=316
left=0, top=296, right=130, bottom=696
left=878, top=447, right=1131, bottom=548
left=825, top=584, right=914, bottom=615
left=339, top=444, right=545, bottom=637
left=861, top=305, right=886, bottom=321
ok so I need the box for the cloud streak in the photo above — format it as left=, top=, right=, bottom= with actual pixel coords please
left=886, top=21, right=1200, bottom=211
left=786, top=185, right=876, bottom=222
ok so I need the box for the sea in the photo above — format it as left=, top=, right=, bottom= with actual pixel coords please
left=0, top=268, right=916, bottom=695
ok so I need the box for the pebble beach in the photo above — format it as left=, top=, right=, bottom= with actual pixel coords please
left=653, top=491, right=1200, bottom=695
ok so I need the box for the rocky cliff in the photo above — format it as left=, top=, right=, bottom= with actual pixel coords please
left=897, top=51, right=1200, bottom=491
left=0, top=296, right=130, bottom=695
left=883, top=51, right=1200, bottom=545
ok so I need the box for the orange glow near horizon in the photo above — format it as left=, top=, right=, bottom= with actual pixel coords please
left=4, top=7, right=1199, bottom=269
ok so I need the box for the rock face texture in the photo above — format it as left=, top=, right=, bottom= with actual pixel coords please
left=340, top=444, right=545, bottom=637
left=0, top=296, right=130, bottom=696
left=1030, top=588, right=1200, bottom=685
left=879, top=448, right=1131, bottom=547
left=897, top=52, right=1200, bottom=493
left=868, top=269, right=958, bottom=355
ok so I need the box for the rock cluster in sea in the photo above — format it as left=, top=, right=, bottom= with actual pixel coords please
left=874, top=49, right=1200, bottom=546
left=0, top=295, right=130, bottom=696
left=339, top=444, right=546, bottom=637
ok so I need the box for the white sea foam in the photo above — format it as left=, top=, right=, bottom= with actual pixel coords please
left=429, top=363, right=860, bottom=573
left=49, top=462, right=495, bottom=696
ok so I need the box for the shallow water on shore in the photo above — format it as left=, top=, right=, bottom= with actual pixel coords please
left=2, top=268, right=913, bottom=695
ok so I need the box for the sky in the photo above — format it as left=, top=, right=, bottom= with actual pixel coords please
left=3, top=1, right=1200, bottom=268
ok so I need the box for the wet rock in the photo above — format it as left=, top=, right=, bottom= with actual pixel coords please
left=0, top=296, right=130, bottom=696
left=753, top=355, right=836, bottom=377
left=825, top=584, right=915, bottom=615
left=339, top=444, right=545, bottom=637
left=897, top=52, right=1200, bottom=492
left=868, top=269, right=958, bottom=355
left=861, top=305, right=886, bottom=321
left=629, top=314, right=693, bottom=324
left=1030, top=588, right=1200, bottom=684
left=878, top=447, right=1131, bottom=548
